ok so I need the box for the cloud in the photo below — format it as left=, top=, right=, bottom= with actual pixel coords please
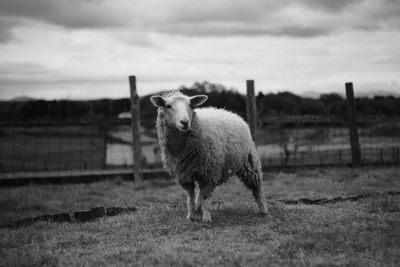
left=1, top=0, right=400, bottom=40
left=361, top=0, right=400, bottom=30
left=154, top=23, right=330, bottom=38
left=302, top=0, right=363, bottom=12
left=0, top=62, right=49, bottom=76
left=144, top=0, right=400, bottom=37
left=0, top=0, right=130, bottom=29
left=0, top=16, right=20, bottom=42
left=0, top=0, right=399, bottom=101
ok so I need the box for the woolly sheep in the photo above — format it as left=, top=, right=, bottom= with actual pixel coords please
left=150, top=91, right=268, bottom=222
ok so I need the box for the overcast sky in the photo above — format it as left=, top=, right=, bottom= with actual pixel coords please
left=0, top=0, right=399, bottom=100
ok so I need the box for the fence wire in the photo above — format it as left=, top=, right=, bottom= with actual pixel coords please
left=1, top=113, right=399, bottom=180
left=357, top=116, right=400, bottom=163
left=256, top=115, right=400, bottom=167
left=0, top=118, right=163, bottom=179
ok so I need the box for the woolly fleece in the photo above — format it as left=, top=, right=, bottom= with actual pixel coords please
left=156, top=104, right=262, bottom=189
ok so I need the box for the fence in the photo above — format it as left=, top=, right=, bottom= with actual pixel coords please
left=256, top=115, right=351, bottom=166
left=0, top=77, right=399, bottom=183
left=0, top=119, right=162, bottom=180
left=254, top=82, right=400, bottom=168
left=0, top=122, right=107, bottom=173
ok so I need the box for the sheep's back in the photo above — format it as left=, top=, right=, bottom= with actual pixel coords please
left=195, top=107, right=252, bottom=138
left=194, top=107, right=254, bottom=168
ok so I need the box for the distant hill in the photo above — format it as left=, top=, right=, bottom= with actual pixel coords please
left=10, top=96, right=36, bottom=102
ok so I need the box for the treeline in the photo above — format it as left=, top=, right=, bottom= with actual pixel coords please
left=0, top=98, right=131, bottom=120
left=1, top=82, right=400, bottom=126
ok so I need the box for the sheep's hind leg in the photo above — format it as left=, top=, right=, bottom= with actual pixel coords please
left=181, top=183, right=196, bottom=220
left=252, top=187, right=268, bottom=215
left=237, top=172, right=268, bottom=215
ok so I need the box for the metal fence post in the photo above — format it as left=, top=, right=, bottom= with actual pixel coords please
left=129, top=75, right=143, bottom=181
left=345, top=82, right=361, bottom=166
left=246, top=80, right=257, bottom=141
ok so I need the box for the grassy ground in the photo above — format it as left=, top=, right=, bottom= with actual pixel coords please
left=0, top=167, right=399, bottom=266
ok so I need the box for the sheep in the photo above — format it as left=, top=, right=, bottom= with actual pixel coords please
left=150, top=91, right=268, bottom=222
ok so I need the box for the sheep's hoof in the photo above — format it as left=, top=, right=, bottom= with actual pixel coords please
left=186, top=213, right=195, bottom=221
left=202, top=212, right=211, bottom=222
left=195, top=206, right=202, bottom=214
left=259, top=205, right=268, bottom=215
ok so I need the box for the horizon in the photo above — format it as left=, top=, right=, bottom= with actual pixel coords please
left=2, top=81, right=400, bottom=102
left=0, top=1, right=399, bottom=100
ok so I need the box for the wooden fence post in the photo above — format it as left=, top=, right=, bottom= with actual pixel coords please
left=129, top=76, right=143, bottom=181
left=102, top=125, right=108, bottom=170
left=345, top=82, right=361, bottom=167
left=246, top=80, right=257, bottom=140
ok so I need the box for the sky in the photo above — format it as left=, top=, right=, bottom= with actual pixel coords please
left=0, top=0, right=399, bottom=100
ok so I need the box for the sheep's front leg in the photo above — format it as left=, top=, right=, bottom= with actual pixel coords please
left=195, top=190, right=202, bottom=214
left=181, top=183, right=195, bottom=220
left=199, top=185, right=214, bottom=222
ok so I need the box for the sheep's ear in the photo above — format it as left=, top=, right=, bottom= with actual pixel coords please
left=190, top=95, right=208, bottom=107
left=150, top=95, right=165, bottom=108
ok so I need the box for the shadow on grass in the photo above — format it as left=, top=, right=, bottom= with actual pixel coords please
left=183, top=201, right=299, bottom=230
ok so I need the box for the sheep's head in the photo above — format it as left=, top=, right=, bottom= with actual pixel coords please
left=150, top=92, right=208, bottom=132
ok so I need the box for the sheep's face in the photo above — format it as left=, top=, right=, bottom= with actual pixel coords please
left=151, top=93, right=208, bottom=132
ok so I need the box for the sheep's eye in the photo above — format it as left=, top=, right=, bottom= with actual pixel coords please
left=166, top=105, right=172, bottom=109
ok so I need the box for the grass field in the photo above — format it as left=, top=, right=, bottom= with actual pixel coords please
left=1, top=167, right=399, bottom=266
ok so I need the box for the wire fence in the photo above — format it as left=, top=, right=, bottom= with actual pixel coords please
left=0, top=122, right=107, bottom=174
left=358, top=116, right=400, bottom=163
left=1, top=81, right=400, bottom=182
left=256, top=115, right=400, bottom=167
left=0, top=119, right=163, bottom=179
left=1, top=114, right=399, bottom=180
left=256, top=116, right=351, bottom=166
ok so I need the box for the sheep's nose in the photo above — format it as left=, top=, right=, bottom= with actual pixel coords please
left=180, top=120, right=189, bottom=126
